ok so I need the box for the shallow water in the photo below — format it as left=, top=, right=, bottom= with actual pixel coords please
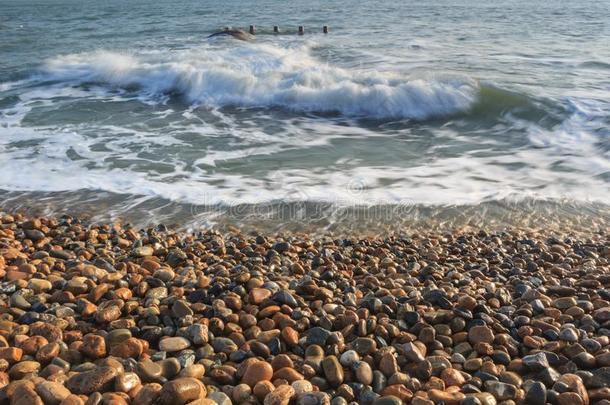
left=0, top=0, right=609, bottom=232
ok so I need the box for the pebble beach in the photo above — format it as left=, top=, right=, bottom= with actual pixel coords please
left=0, top=212, right=609, bottom=405
left=2, top=0, right=610, bottom=404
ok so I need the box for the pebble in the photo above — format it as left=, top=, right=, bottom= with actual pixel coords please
left=66, top=366, right=118, bottom=395
left=13, top=383, right=44, bottom=405
left=207, top=392, right=232, bottom=405
left=484, top=381, right=517, bottom=400
left=353, top=361, right=373, bottom=385
left=372, top=396, right=402, bottom=405
left=379, top=353, right=398, bottom=377
left=254, top=381, right=276, bottom=401
left=115, top=372, right=141, bottom=392
left=307, top=327, right=332, bottom=346
left=186, top=324, right=209, bottom=345
left=524, top=381, right=547, bottom=405
left=159, top=337, right=191, bottom=352
left=292, top=380, right=313, bottom=395
left=522, top=352, right=550, bottom=371
left=264, top=384, right=294, bottom=405
left=352, top=337, right=377, bottom=355
left=36, top=381, right=72, bottom=405
left=242, top=360, right=274, bottom=387
left=428, top=389, right=466, bottom=404
left=212, top=337, right=237, bottom=354
left=468, top=326, right=494, bottom=345
left=339, top=350, right=359, bottom=367
left=157, top=377, right=206, bottom=404
left=0, top=214, right=607, bottom=405
left=9, top=360, right=40, bottom=379
left=403, top=342, right=425, bottom=362
left=138, top=359, right=163, bottom=382
left=232, top=383, right=252, bottom=403
left=590, top=367, right=610, bottom=388
left=322, top=356, right=344, bottom=386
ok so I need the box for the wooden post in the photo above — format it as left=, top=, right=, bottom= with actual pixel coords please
left=249, top=25, right=255, bottom=35
left=273, top=26, right=279, bottom=33
left=323, top=26, right=328, bottom=34
left=298, top=26, right=304, bottom=35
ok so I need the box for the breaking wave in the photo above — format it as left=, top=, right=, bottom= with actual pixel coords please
left=41, top=43, right=479, bottom=120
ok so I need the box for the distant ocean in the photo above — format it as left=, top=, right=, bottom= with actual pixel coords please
left=1, top=0, right=609, bottom=233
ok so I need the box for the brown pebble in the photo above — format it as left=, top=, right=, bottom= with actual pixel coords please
left=263, top=384, right=294, bottom=405
left=12, top=382, right=44, bottom=405
left=0, top=347, right=22, bottom=363
left=273, top=367, right=304, bottom=383
left=322, top=356, right=344, bottom=386
left=59, top=395, right=85, bottom=405
left=133, top=383, right=162, bottom=405
left=157, top=377, right=206, bottom=405
left=468, top=325, right=494, bottom=345
left=110, top=337, right=144, bottom=358
left=35, top=381, right=71, bottom=405
left=80, top=334, right=106, bottom=359
left=65, top=366, right=118, bottom=395
left=242, top=361, right=274, bottom=388
left=254, top=380, right=275, bottom=401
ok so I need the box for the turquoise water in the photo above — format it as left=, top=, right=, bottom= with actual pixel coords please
left=0, top=0, right=609, bottom=231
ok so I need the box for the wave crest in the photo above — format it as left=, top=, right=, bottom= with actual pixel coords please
left=42, top=44, right=479, bottom=119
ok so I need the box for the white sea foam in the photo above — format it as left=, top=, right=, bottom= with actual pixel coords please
left=41, top=43, right=479, bottom=120
left=1, top=119, right=609, bottom=206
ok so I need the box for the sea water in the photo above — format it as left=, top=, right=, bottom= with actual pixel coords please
left=0, top=0, right=609, bottom=233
